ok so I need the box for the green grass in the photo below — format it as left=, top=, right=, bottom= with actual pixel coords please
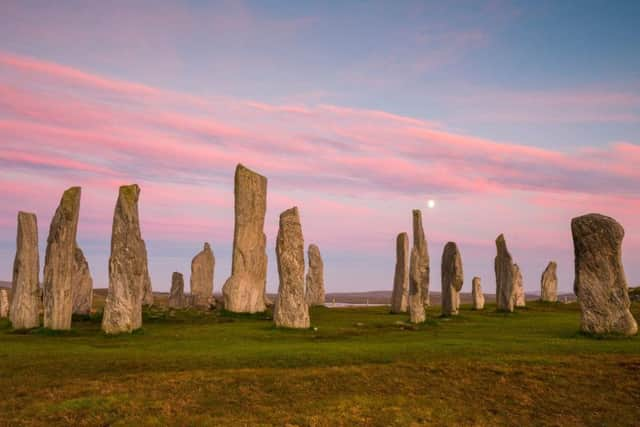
left=1, top=301, right=639, bottom=426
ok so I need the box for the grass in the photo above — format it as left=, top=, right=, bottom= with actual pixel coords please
left=1, top=300, right=639, bottom=426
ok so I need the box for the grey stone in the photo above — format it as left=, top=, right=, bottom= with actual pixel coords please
left=472, top=277, right=484, bottom=310
left=305, top=244, right=325, bottom=306
left=572, top=213, right=637, bottom=336
left=513, top=264, right=526, bottom=307
left=10, top=212, right=40, bottom=329
left=142, top=267, right=153, bottom=306
left=191, top=242, right=215, bottom=308
left=409, top=210, right=427, bottom=323
left=0, top=289, right=9, bottom=318
left=495, top=234, right=515, bottom=312
left=540, top=261, right=558, bottom=302
left=391, top=232, right=409, bottom=313
left=441, top=242, right=463, bottom=316
left=72, top=246, right=93, bottom=315
left=223, top=164, right=268, bottom=313
left=168, top=272, right=188, bottom=309
left=274, top=207, right=310, bottom=328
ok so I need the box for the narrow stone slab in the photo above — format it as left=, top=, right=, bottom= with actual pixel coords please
left=409, top=210, right=427, bottom=323
left=191, top=242, right=215, bottom=308
left=10, top=212, right=40, bottom=329
left=142, top=268, right=153, bottom=306
left=0, top=289, right=9, bottom=318
left=72, top=246, right=93, bottom=315
left=472, top=277, right=484, bottom=310
left=540, top=261, right=558, bottom=302
left=441, top=242, right=463, bottom=316
left=274, top=207, right=310, bottom=329
left=513, top=264, right=526, bottom=307
left=391, top=232, right=409, bottom=313
left=169, top=272, right=188, bottom=309
left=494, top=234, right=515, bottom=312
left=305, top=244, right=325, bottom=306
left=572, top=213, right=637, bottom=336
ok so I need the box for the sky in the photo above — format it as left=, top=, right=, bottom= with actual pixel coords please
left=1, top=0, right=639, bottom=295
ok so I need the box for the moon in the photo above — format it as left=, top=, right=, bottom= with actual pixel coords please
left=427, top=199, right=435, bottom=209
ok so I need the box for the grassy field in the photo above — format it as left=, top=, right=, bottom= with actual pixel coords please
left=1, top=299, right=639, bottom=426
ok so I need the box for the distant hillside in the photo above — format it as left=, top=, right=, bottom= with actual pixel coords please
left=0, top=281, right=10, bottom=289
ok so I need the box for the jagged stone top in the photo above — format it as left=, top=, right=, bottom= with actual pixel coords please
left=118, top=184, right=140, bottom=204
left=280, top=206, right=300, bottom=225
left=236, top=163, right=268, bottom=183
left=571, top=213, right=624, bottom=240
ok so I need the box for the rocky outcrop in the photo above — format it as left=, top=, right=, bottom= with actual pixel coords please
left=513, top=264, right=526, bottom=307
left=274, top=207, right=310, bottom=329
left=391, top=232, right=409, bottom=313
left=305, top=244, right=325, bottom=306
left=168, top=272, right=188, bottom=309
left=472, top=277, right=484, bottom=310
left=10, top=212, right=41, bottom=329
left=441, top=242, right=463, bottom=316
left=572, top=214, right=637, bottom=336
left=102, top=184, right=149, bottom=334
left=540, top=261, right=558, bottom=302
left=191, top=242, right=215, bottom=308
left=72, top=246, right=93, bottom=315
left=223, top=164, right=268, bottom=313
left=0, top=289, right=9, bottom=318
left=42, top=187, right=81, bottom=330
left=495, top=234, right=515, bottom=312
left=409, top=210, right=428, bottom=323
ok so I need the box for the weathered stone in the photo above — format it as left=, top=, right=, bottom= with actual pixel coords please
left=42, top=187, right=81, bottom=330
left=0, top=289, right=9, bottom=318
left=513, top=264, right=526, bottom=307
left=222, top=164, right=268, bottom=313
left=472, top=277, right=485, bottom=310
left=391, top=232, right=409, bottom=313
left=102, top=184, right=149, bottom=334
left=540, top=261, right=558, bottom=302
left=494, top=234, right=515, bottom=312
left=441, top=242, right=463, bottom=316
left=168, top=272, right=188, bottom=309
left=190, top=242, right=215, bottom=308
left=305, top=244, right=325, bottom=306
left=72, top=246, right=93, bottom=315
left=274, top=207, right=310, bottom=328
left=409, top=210, right=427, bottom=323
left=142, top=267, right=153, bottom=306
left=572, top=213, right=637, bottom=336
left=10, top=212, right=40, bottom=329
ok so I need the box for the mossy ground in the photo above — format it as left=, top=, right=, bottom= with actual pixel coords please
left=1, top=300, right=639, bottom=426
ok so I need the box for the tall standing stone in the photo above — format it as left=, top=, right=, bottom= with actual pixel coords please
left=409, top=210, right=427, bottom=323
left=540, top=261, right=558, bottom=302
left=495, top=234, right=516, bottom=312
left=572, top=214, right=637, bottom=336
left=102, top=184, right=149, bottom=334
left=391, top=232, right=409, bottom=313
left=274, top=207, right=310, bottom=328
left=43, top=187, right=81, bottom=330
left=191, top=242, right=215, bottom=308
left=10, top=212, right=40, bottom=329
left=0, top=289, right=9, bottom=318
left=305, top=244, right=325, bottom=306
left=222, top=164, right=268, bottom=313
left=142, top=268, right=153, bottom=306
left=441, top=242, right=463, bottom=316
left=168, top=272, right=188, bottom=309
left=472, top=276, right=485, bottom=310
left=513, top=264, right=526, bottom=307
left=72, top=246, right=93, bottom=315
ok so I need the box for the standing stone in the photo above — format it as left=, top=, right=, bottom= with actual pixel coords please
left=0, top=289, right=9, bottom=318
left=409, top=210, right=427, bottom=323
left=513, top=264, right=526, bottom=307
left=71, top=246, right=93, bottom=315
left=572, top=214, right=637, bottom=336
left=168, top=272, right=188, bottom=309
left=540, top=261, right=558, bottom=302
left=190, top=242, right=215, bottom=308
left=472, top=277, right=485, bottom=310
left=102, top=184, right=149, bottom=334
left=222, top=164, right=268, bottom=313
left=441, top=242, right=463, bottom=316
left=43, top=187, right=81, bottom=330
left=10, top=212, right=40, bottom=329
left=274, top=207, right=310, bottom=328
left=495, top=234, right=516, bottom=312
left=391, top=232, right=410, bottom=313
left=141, top=267, right=153, bottom=306
left=305, top=244, right=325, bottom=306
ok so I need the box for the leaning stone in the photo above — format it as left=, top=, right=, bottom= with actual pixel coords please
left=102, top=184, right=149, bottom=334
left=305, top=244, right=325, bottom=306
left=472, top=277, right=485, bottom=310
left=222, top=164, right=268, bottom=313
left=274, top=207, right=310, bottom=328
left=391, top=232, right=409, bottom=313
left=168, top=272, right=188, bottom=309
left=0, top=289, right=9, bottom=318
left=494, top=234, right=515, bottom=312
left=72, top=246, right=93, bottom=315
left=441, top=242, right=463, bottom=316
left=43, top=187, right=81, bottom=330
left=540, top=261, right=558, bottom=302
left=572, top=213, right=637, bottom=336
left=409, top=210, right=428, bottom=323
left=513, top=264, right=526, bottom=307
left=10, top=212, right=41, bottom=329
left=191, top=242, right=215, bottom=309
